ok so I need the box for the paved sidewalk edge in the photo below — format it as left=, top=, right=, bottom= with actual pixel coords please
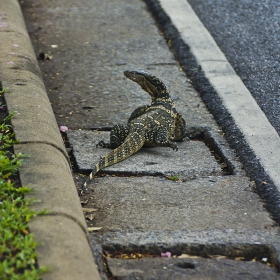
left=0, top=1, right=100, bottom=279
left=144, top=0, right=280, bottom=223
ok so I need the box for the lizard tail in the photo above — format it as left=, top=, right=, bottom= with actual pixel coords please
left=82, top=131, right=145, bottom=190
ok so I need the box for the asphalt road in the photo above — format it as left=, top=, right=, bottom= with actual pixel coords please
left=187, top=0, right=280, bottom=135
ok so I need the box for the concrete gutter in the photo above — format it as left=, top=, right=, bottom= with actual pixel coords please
left=157, top=0, right=280, bottom=192
left=145, top=0, right=280, bottom=222
left=0, top=1, right=100, bottom=279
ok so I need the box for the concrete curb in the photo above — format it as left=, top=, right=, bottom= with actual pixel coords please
left=144, top=0, right=280, bottom=223
left=0, top=1, right=100, bottom=279
left=157, top=0, right=280, bottom=192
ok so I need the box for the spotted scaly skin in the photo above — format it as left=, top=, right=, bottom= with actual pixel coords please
left=82, top=70, right=187, bottom=189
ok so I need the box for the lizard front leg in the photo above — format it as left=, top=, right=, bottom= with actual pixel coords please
left=172, top=113, right=187, bottom=141
left=97, top=124, right=129, bottom=149
left=128, top=105, right=150, bottom=123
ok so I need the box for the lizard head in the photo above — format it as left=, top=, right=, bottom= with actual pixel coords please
left=124, top=70, right=171, bottom=101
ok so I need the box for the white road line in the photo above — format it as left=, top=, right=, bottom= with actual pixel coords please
left=159, top=0, right=280, bottom=189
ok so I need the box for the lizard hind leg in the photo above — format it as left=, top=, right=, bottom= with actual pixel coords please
left=97, top=124, right=129, bottom=149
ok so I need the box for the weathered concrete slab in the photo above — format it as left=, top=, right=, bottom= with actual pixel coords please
left=88, top=175, right=280, bottom=275
left=106, top=257, right=279, bottom=280
left=67, top=130, right=222, bottom=178
left=21, top=0, right=215, bottom=130
left=87, top=176, right=273, bottom=232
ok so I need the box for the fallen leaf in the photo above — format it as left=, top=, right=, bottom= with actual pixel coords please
left=88, top=227, right=102, bottom=232
left=211, top=255, right=227, bottom=259
left=80, top=200, right=88, bottom=205
left=82, top=207, right=98, bottom=212
left=59, top=125, right=68, bottom=132
left=85, top=213, right=95, bottom=221
left=22, top=228, right=29, bottom=235
left=161, top=252, right=171, bottom=258
left=178, top=254, right=201, bottom=259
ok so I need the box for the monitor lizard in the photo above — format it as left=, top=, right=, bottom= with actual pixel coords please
left=82, top=70, right=187, bottom=191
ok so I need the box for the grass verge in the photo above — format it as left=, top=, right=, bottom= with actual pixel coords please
left=0, top=88, right=46, bottom=280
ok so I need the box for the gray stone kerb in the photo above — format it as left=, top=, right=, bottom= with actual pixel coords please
left=144, top=0, right=280, bottom=222
left=0, top=1, right=100, bottom=279
left=155, top=0, right=280, bottom=190
left=157, top=0, right=280, bottom=191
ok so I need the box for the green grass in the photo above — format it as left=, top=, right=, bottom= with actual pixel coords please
left=0, top=88, right=46, bottom=279
left=166, top=174, right=180, bottom=181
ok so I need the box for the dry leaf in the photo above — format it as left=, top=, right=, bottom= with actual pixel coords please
left=178, top=254, right=201, bottom=259
left=86, top=213, right=95, bottom=221
left=88, top=227, right=102, bottom=232
left=209, top=255, right=227, bottom=259
left=80, top=200, right=88, bottom=205
left=161, top=252, right=171, bottom=258
left=82, top=207, right=98, bottom=213
left=59, top=125, right=68, bottom=132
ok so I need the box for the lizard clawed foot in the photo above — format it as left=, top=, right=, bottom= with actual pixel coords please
left=155, top=139, right=178, bottom=151
left=172, top=144, right=178, bottom=151
left=96, top=140, right=110, bottom=148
